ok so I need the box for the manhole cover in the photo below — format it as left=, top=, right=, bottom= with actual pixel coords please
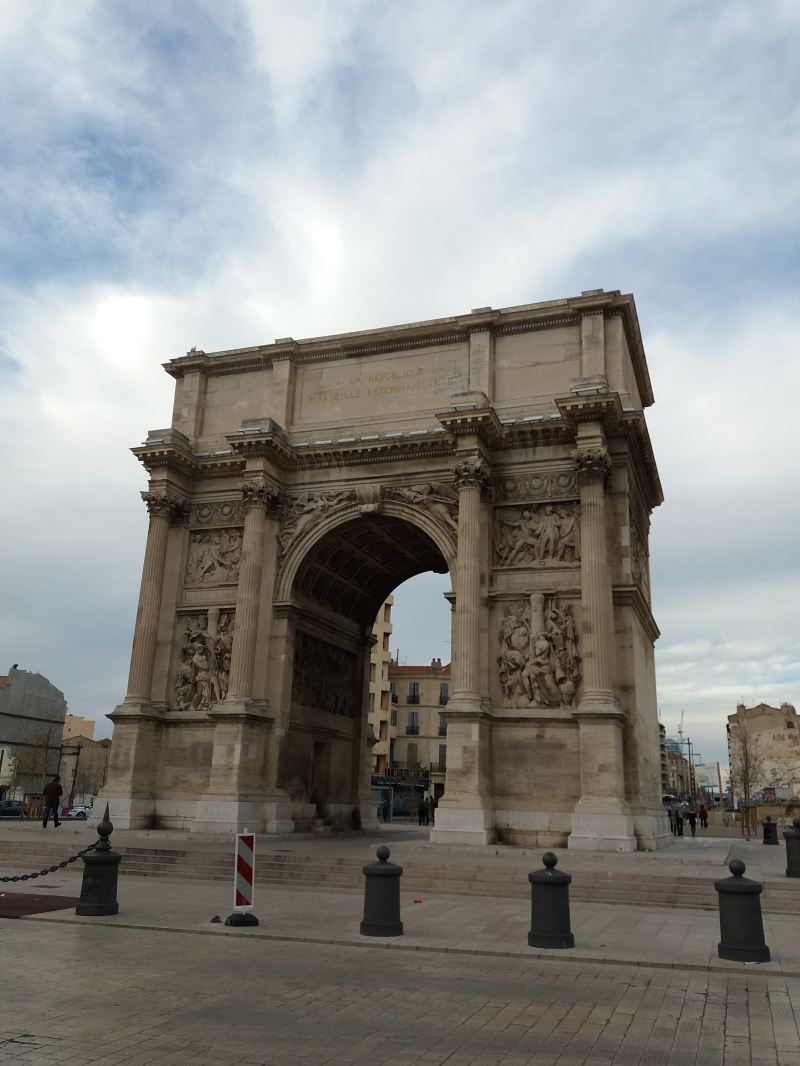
left=0, top=893, right=80, bottom=918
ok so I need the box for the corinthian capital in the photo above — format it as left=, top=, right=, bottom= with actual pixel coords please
left=453, top=456, right=489, bottom=491
left=142, top=491, right=188, bottom=523
left=241, top=478, right=280, bottom=514
left=573, top=446, right=612, bottom=483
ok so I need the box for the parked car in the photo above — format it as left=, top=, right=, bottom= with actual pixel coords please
left=65, top=805, right=92, bottom=819
left=0, top=800, right=24, bottom=818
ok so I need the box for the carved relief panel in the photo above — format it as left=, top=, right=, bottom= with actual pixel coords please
left=386, top=481, right=459, bottom=537
left=496, top=594, right=581, bottom=708
left=493, top=502, right=580, bottom=568
left=292, top=631, right=357, bottom=717
left=184, top=529, right=242, bottom=586
left=173, top=609, right=235, bottom=712
left=278, top=490, right=357, bottom=559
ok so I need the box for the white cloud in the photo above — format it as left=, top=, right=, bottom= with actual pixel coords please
left=0, top=0, right=798, bottom=762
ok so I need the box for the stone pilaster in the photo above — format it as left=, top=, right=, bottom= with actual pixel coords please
left=430, top=456, right=495, bottom=845
left=225, top=479, right=278, bottom=704
left=193, top=477, right=281, bottom=833
left=125, top=492, right=186, bottom=701
left=568, top=431, right=635, bottom=852
left=100, top=490, right=185, bottom=829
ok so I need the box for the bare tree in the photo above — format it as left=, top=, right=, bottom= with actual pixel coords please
left=728, top=721, right=766, bottom=839
left=6, top=730, right=59, bottom=800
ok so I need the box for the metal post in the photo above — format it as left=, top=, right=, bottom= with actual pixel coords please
left=528, top=853, right=574, bottom=949
left=784, top=818, right=800, bottom=877
left=714, top=859, right=770, bottom=963
left=360, top=846, right=403, bottom=936
left=761, top=816, right=779, bottom=845
left=76, top=804, right=121, bottom=916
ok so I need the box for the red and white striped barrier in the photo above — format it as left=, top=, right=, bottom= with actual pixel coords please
left=225, top=832, right=258, bottom=926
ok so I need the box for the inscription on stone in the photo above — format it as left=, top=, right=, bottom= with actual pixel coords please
left=295, top=345, right=467, bottom=423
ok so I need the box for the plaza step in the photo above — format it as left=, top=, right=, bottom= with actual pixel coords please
left=2, top=837, right=799, bottom=914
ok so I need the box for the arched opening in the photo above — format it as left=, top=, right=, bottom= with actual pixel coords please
left=277, top=513, right=451, bottom=827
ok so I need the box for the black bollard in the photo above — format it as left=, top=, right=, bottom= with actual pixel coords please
left=762, top=816, right=779, bottom=845
left=76, top=804, right=121, bottom=916
left=360, top=845, right=403, bottom=936
left=714, top=859, right=770, bottom=962
left=784, top=818, right=800, bottom=877
left=528, top=852, right=574, bottom=949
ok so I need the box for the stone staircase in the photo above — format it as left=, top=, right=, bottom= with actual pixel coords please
left=2, top=836, right=799, bottom=914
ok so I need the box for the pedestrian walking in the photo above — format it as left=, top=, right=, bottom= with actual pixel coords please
left=698, top=804, right=708, bottom=830
left=686, top=809, right=697, bottom=837
left=675, top=806, right=684, bottom=837
left=417, top=796, right=427, bottom=826
left=430, top=794, right=438, bottom=826
left=42, top=776, right=63, bottom=828
left=667, top=804, right=676, bottom=835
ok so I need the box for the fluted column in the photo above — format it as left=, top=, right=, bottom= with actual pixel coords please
left=226, top=478, right=277, bottom=702
left=575, top=446, right=617, bottom=711
left=569, top=435, right=633, bottom=850
left=126, top=492, right=184, bottom=701
left=430, top=455, right=495, bottom=844
left=452, top=456, right=488, bottom=704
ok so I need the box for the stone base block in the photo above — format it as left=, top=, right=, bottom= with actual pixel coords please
left=429, top=805, right=496, bottom=846
left=568, top=812, right=637, bottom=852
left=633, top=812, right=674, bottom=851
left=263, top=800, right=296, bottom=835
left=494, top=808, right=571, bottom=849
left=191, top=798, right=271, bottom=834
left=90, top=796, right=156, bottom=830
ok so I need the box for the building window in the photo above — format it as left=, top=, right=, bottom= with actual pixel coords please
left=390, top=681, right=398, bottom=704
left=438, top=714, right=447, bottom=737
left=407, top=743, right=418, bottom=767
left=407, top=682, right=420, bottom=705
left=379, top=721, right=388, bottom=742
left=390, top=708, right=397, bottom=726
left=382, top=632, right=390, bottom=651
left=370, top=662, right=376, bottom=682
left=406, top=711, right=419, bottom=736
left=439, top=682, right=449, bottom=705
left=438, top=744, right=447, bottom=771
left=380, top=690, right=390, bottom=712
left=383, top=603, right=391, bottom=624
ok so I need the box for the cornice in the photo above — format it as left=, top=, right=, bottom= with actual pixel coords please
left=161, top=291, right=654, bottom=408
left=555, top=393, right=623, bottom=431
left=611, top=413, right=664, bottom=509
left=437, top=405, right=503, bottom=443
left=613, top=584, right=661, bottom=643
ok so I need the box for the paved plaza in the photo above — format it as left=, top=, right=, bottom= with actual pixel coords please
left=2, top=834, right=800, bottom=1066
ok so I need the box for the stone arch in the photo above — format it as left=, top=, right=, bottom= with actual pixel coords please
left=275, top=499, right=456, bottom=612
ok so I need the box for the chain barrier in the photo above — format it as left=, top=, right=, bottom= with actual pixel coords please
left=0, top=842, right=97, bottom=883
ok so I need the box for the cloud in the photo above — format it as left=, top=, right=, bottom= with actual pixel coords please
left=0, top=1, right=798, bottom=764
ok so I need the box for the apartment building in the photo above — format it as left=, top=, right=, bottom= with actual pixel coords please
left=389, top=658, right=450, bottom=801
left=368, top=597, right=394, bottom=776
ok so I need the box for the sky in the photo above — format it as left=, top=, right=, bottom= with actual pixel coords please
left=1, top=0, right=798, bottom=766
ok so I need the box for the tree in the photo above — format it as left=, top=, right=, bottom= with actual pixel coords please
left=5, top=730, right=59, bottom=799
left=728, top=720, right=766, bottom=838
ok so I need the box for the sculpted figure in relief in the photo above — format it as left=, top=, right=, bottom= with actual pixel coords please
left=185, top=529, right=242, bottom=585
left=494, top=503, right=580, bottom=567
left=173, top=611, right=235, bottom=712
left=278, top=490, right=357, bottom=557
left=391, top=482, right=459, bottom=535
left=292, top=631, right=356, bottom=717
left=497, top=594, right=581, bottom=708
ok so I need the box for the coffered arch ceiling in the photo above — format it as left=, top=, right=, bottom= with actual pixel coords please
left=291, top=514, right=449, bottom=627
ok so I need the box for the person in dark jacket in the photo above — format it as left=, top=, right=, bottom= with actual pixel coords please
left=686, top=809, right=697, bottom=837
left=42, top=776, right=63, bottom=828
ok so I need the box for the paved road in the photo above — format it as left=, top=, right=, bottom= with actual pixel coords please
left=2, top=917, right=800, bottom=1066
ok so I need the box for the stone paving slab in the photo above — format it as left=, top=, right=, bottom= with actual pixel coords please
left=6, top=865, right=800, bottom=979
left=2, top=908, right=800, bottom=1066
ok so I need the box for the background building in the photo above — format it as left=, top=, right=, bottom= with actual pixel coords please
left=0, top=665, right=66, bottom=802
left=390, top=658, right=450, bottom=799
left=63, top=714, right=95, bottom=741
left=59, top=735, right=111, bottom=806
left=368, top=597, right=394, bottom=777
left=727, top=701, right=800, bottom=806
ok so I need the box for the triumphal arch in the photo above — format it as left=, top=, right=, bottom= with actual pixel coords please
left=102, top=289, right=669, bottom=851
